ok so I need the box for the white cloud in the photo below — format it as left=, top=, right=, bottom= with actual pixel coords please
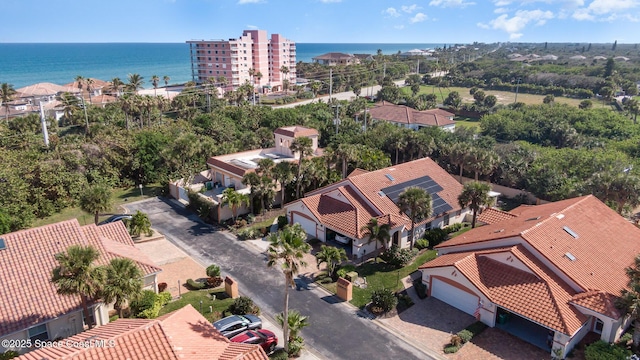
left=573, top=0, right=640, bottom=21
left=401, top=4, right=421, bottom=13
left=494, top=7, right=509, bottom=13
left=246, top=25, right=258, bottom=29
left=429, top=0, right=475, bottom=8
left=410, top=12, right=428, bottom=22
left=384, top=7, right=401, bottom=17
left=395, top=25, right=406, bottom=29
left=237, top=0, right=262, bottom=4
left=481, top=9, right=554, bottom=37
left=319, top=0, right=342, bottom=3
left=494, top=0, right=511, bottom=5
left=510, top=32, right=524, bottom=39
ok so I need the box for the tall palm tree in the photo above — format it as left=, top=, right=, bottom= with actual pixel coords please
left=80, top=183, right=112, bottom=225
left=280, top=66, right=290, bottom=92
left=163, top=75, right=170, bottom=87
left=276, top=309, right=310, bottom=345
left=85, top=78, right=95, bottom=105
left=398, top=187, right=432, bottom=250
left=56, top=92, right=80, bottom=126
left=335, top=143, right=359, bottom=179
left=315, top=245, right=347, bottom=280
left=448, top=142, right=473, bottom=183
left=290, top=137, right=313, bottom=199
left=221, top=188, right=250, bottom=223
left=267, top=224, right=311, bottom=353
left=101, top=258, right=143, bottom=318
left=274, top=161, right=294, bottom=205
left=151, top=75, right=160, bottom=96
left=361, top=218, right=391, bottom=257
left=75, top=75, right=85, bottom=94
left=255, top=72, right=263, bottom=103
left=51, top=245, right=105, bottom=329
left=110, top=77, right=124, bottom=97
left=618, top=255, right=640, bottom=349
left=127, top=73, right=145, bottom=93
left=458, top=181, right=491, bottom=228
left=1, top=82, right=17, bottom=122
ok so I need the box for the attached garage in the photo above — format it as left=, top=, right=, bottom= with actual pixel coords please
left=291, top=213, right=319, bottom=239
left=431, top=278, right=479, bottom=315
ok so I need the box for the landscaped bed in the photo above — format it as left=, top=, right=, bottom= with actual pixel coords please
left=158, top=289, right=234, bottom=322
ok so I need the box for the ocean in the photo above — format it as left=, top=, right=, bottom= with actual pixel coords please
left=0, top=43, right=441, bottom=89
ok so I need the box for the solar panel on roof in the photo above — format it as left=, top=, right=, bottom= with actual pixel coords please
left=381, top=175, right=453, bottom=215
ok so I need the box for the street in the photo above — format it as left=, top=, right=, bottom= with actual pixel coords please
left=125, top=197, right=430, bottom=360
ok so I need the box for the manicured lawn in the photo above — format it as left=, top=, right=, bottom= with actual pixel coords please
left=158, top=289, right=234, bottom=322
left=454, top=117, right=482, bottom=129
left=31, top=184, right=163, bottom=227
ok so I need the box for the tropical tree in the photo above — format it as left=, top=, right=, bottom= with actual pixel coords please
left=101, top=258, right=143, bottom=318
left=85, top=78, right=95, bottom=104
left=151, top=75, right=160, bottom=96
left=127, top=73, right=145, bottom=93
left=361, top=218, right=391, bottom=257
left=617, top=254, right=640, bottom=349
left=163, top=75, right=170, bottom=87
left=75, top=75, right=85, bottom=94
left=221, top=187, right=250, bottom=223
left=129, top=210, right=152, bottom=237
left=280, top=66, right=290, bottom=90
left=267, top=223, right=311, bottom=353
left=276, top=309, right=310, bottom=346
left=315, top=245, right=347, bottom=280
left=56, top=92, right=80, bottom=126
left=397, top=187, right=432, bottom=250
left=309, top=81, right=321, bottom=98
left=51, top=245, right=105, bottom=329
left=1, top=82, right=17, bottom=122
left=290, top=137, right=313, bottom=199
left=274, top=161, right=294, bottom=205
left=458, top=181, right=492, bottom=228
left=448, top=142, right=473, bottom=182
left=110, top=77, right=124, bottom=97
left=80, top=183, right=112, bottom=225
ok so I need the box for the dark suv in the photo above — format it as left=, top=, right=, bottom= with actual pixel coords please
left=98, top=214, right=133, bottom=225
left=212, top=315, right=262, bottom=338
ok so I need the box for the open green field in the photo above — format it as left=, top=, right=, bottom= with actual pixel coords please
left=454, top=117, right=482, bottom=129
left=403, top=85, right=586, bottom=107
left=31, top=184, right=163, bottom=227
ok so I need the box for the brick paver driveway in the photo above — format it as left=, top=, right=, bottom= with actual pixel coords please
left=449, top=327, right=550, bottom=360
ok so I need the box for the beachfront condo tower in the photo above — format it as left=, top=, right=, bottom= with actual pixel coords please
left=187, top=29, right=296, bottom=94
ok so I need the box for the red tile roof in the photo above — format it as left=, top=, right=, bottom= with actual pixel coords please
left=299, top=157, right=463, bottom=238
left=0, top=219, right=161, bottom=338
left=437, top=195, right=640, bottom=299
left=477, top=208, right=518, bottom=225
left=274, top=126, right=319, bottom=138
left=18, top=305, right=268, bottom=360
left=571, top=291, right=621, bottom=319
left=369, top=102, right=456, bottom=128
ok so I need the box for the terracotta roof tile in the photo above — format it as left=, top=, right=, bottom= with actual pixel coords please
left=273, top=126, right=319, bottom=138
left=369, top=102, right=455, bottom=128
left=0, top=219, right=161, bottom=338
left=477, top=208, right=518, bottom=225
left=18, top=305, right=268, bottom=360
left=571, top=291, right=621, bottom=319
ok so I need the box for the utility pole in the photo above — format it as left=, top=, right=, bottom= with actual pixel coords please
left=39, top=103, right=49, bottom=148
left=329, top=68, right=333, bottom=102
left=79, top=96, right=89, bottom=135
left=416, top=59, right=420, bottom=75
left=332, top=104, right=341, bottom=135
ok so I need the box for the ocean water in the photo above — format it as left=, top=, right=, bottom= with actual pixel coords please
left=0, top=43, right=441, bottom=89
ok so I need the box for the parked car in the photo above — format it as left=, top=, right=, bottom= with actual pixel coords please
left=98, top=214, right=133, bottom=225
left=335, top=234, right=351, bottom=245
left=230, top=329, right=278, bottom=353
left=212, top=315, right=262, bottom=338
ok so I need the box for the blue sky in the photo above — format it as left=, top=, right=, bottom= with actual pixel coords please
left=2, top=0, right=640, bottom=43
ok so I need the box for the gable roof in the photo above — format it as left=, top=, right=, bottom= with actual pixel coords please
left=312, top=52, right=356, bottom=60
left=368, top=102, right=455, bottom=128
left=437, top=195, right=640, bottom=297
left=274, top=126, right=318, bottom=138
left=18, top=305, right=268, bottom=360
left=477, top=208, right=518, bottom=225
left=0, top=219, right=161, bottom=338
left=16, top=83, right=70, bottom=97
left=420, top=245, right=587, bottom=335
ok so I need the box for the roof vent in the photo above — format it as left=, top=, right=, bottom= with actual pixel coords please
left=563, top=226, right=579, bottom=239
left=385, top=174, right=395, bottom=182
left=556, top=214, right=565, bottom=219
left=377, top=191, right=385, bottom=197
left=565, top=252, right=576, bottom=261
left=0, top=237, right=5, bottom=250
left=526, top=216, right=541, bottom=221
left=494, top=229, right=505, bottom=233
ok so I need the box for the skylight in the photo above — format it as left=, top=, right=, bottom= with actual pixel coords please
left=563, top=226, right=579, bottom=239
left=377, top=191, right=385, bottom=197
left=0, top=238, right=5, bottom=250
left=385, top=174, right=395, bottom=182
left=565, top=252, right=576, bottom=261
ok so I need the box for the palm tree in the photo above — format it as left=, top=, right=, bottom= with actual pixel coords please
left=361, top=218, right=391, bottom=258
left=309, top=81, right=321, bottom=98
left=276, top=309, right=310, bottom=345
left=290, top=137, right=313, bottom=199
left=56, top=92, right=80, bottom=125
left=127, top=73, right=145, bottom=93
left=85, top=78, right=95, bottom=105
left=129, top=210, right=152, bottom=237
left=80, top=183, right=112, bottom=225
left=110, top=77, right=124, bottom=97
left=274, top=161, right=294, bottom=205
left=280, top=66, right=290, bottom=92
left=101, top=258, right=143, bottom=318
left=335, top=143, right=359, bottom=179
left=618, top=255, right=640, bottom=349
left=75, top=75, right=85, bottom=94
left=267, top=223, right=311, bottom=353
left=51, top=245, right=105, bottom=329
left=398, top=187, right=432, bottom=250
left=0, top=82, right=17, bottom=122
left=242, top=172, right=261, bottom=214
left=448, top=142, right=473, bottom=183
left=315, top=245, right=347, bottom=280
left=163, top=75, right=170, bottom=87
left=458, top=181, right=492, bottom=228
left=151, top=75, right=160, bottom=96
left=221, top=188, right=249, bottom=223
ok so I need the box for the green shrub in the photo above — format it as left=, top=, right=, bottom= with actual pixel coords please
left=380, top=245, right=413, bottom=268
left=443, top=344, right=461, bottom=354
left=186, top=279, right=206, bottom=290
left=444, top=223, right=463, bottom=234
left=370, top=289, right=398, bottom=313
left=397, top=293, right=414, bottom=307
left=131, top=290, right=167, bottom=319
left=206, top=264, right=221, bottom=277
left=0, top=350, right=20, bottom=360
left=277, top=215, right=288, bottom=229
left=287, top=336, right=305, bottom=357
left=584, top=340, right=631, bottom=360
left=237, top=227, right=262, bottom=240
left=450, top=334, right=463, bottom=347
left=457, top=329, right=473, bottom=344
left=423, top=228, right=448, bottom=247
left=336, top=264, right=356, bottom=279
left=246, top=214, right=255, bottom=224
left=465, top=321, right=488, bottom=337
left=158, top=291, right=172, bottom=306
left=228, top=296, right=260, bottom=315
left=109, top=314, right=119, bottom=322
left=616, top=332, right=632, bottom=346
left=415, top=239, right=429, bottom=250
left=413, top=280, right=427, bottom=299
left=269, top=349, right=288, bottom=360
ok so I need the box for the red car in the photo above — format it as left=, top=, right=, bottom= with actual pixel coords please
left=230, top=329, right=278, bottom=353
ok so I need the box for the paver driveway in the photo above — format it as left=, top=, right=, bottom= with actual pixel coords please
left=125, top=197, right=429, bottom=360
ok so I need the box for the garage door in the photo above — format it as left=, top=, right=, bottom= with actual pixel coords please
left=292, top=214, right=317, bottom=238
left=431, top=278, right=479, bottom=315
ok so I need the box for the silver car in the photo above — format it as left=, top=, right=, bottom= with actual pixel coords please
left=212, top=315, right=262, bottom=338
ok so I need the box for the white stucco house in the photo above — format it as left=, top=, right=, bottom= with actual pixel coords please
left=286, top=157, right=470, bottom=258
left=419, top=195, right=640, bottom=358
left=368, top=102, right=456, bottom=132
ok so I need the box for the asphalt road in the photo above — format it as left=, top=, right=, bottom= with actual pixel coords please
left=125, top=197, right=429, bottom=360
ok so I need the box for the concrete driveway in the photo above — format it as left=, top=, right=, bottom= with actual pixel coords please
left=125, top=197, right=429, bottom=360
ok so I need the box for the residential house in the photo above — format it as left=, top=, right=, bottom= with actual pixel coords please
left=0, top=219, right=162, bottom=354
left=399, top=49, right=434, bottom=58
left=171, top=126, right=321, bottom=222
left=312, top=53, right=360, bottom=66
left=368, top=101, right=456, bottom=132
left=17, top=305, right=268, bottom=360
left=286, top=158, right=469, bottom=258
left=63, top=78, right=116, bottom=107
left=419, top=195, right=640, bottom=358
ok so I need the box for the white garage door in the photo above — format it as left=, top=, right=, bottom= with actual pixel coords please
left=292, top=214, right=317, bottom=238
left=431, top=278, right=479, bottom=315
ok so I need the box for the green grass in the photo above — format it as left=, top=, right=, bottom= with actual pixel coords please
left=158, top=289, right=234, bottom=322
left=448, top=225, right=473, bottom=238
left=454, top=117, right=482, bottom=129
left=319, top=250, right=437, bottom=309
left=31, top=184, right=163, bottom=227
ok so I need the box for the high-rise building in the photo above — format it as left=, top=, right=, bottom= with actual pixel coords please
left=187, top=30, right=296, bottom=93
